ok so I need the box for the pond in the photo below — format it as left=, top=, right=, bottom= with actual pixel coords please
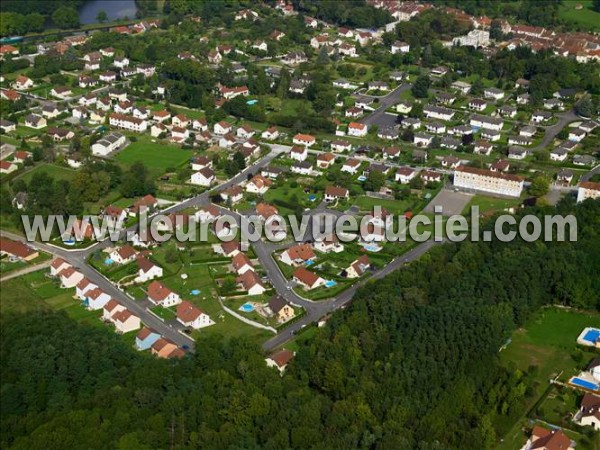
left=79, top=0, right=139, bottom=25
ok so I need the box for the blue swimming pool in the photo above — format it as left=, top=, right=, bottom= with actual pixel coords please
left=583, top=329, right=600, bottom=344
left=325, top=280, right=337, bottom=288
left=246, top=99, right=258, bottom=105
left=570, top=377, right=599, bottom=391
left=357, top=175, right=367, bottom=182
left=308, top=194, right=317, bottom=201
left=190, top=289, right=201, bottom=296
left=239, top=302, right=255, bottom=312
left=305, top=259, right=314, bottom=267
left=362, top=243, right=382, bottom=252
left=104, top=258, right=114, bottom=265
left=63, top=239, right=75, bottom=246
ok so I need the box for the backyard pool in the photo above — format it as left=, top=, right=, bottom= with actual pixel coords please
left=305, top=259, right=315, bottom=267
left=190, top=289, right=201, bottom=296
left=569, top=377, right=599, bottom=391
left=362, top=243, right=383, bottom=252
left=325, top=280, right=337, bottom=288
left=583, top=329, right=600, bottom=344
left=63, top=239, right=76, bottom=246
left=357, top=175, right=367, bottom=182
left=239, top=302, right=255, bottom=312
left=246, top=99, right=258, bottom=105
left=104, top=258, right=114, bottom=265
left=577, top=327, right=600, bottom=346
left=308, top=194, right=317, bottom=202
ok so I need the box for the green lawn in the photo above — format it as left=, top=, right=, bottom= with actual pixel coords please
left=463, top=195, right=523, bottom=215
left=558, top=1, right=600, bottom=32
left=15, top=163, right=78, bottom=184
left=115, top=136, right=192, bottom=178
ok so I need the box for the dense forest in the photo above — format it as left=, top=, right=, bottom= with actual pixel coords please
left=293, top=0, right=392, bottom=28
left=2, top=199, right=599, bottom=449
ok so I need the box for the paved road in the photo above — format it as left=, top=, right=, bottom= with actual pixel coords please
left=360, top=83, right=412, bottom=128
left=261, top=239, right=440, bottom=351
left=531, top=109, right=579, bottom=152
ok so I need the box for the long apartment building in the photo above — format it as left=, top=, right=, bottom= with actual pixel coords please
left=454, top=165, right=524, bottom=198
left=109, top=113, right=147, bottom=133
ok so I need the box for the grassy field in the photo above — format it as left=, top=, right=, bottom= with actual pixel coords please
left=15, top=163, right=78, bottom=184
left=558, top=1, right=600, bottom=32
left=115, top=136, right=192, bottom=178
left=497, top=307, right=600, bottom=450
left=0, top=271, right=102, bottom=329
left=463, top=194, right=523, bottom=215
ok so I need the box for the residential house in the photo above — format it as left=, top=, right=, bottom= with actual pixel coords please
left=391, top=41, right=410, bottom=54
left=135, top=257, right=163, bottom=283
left=345, top=255, right=370, bottom=278
left=483, top=87, right=504, bottom=100
left=24, top=114, right=46, bottom=129
left=291, top=160, right=313, bottom=175
left=0, top=238, right=39, bottom=261
left=214, top=121, right=233, bottom=135
left=147, top=280, right=181, bottom=307
left=0, top=160, right=18, bottom=174
left=468, top=98, right=487, bottom=111
left=292, top=133, right=316, bottom=147
left=265, top=349, right=295, bottom=374
left=290, top=145, right=308, bottom=161
left=151, top=338, right=185, bottom=359
left=414, top=132, right=433, bottom=147
left=221, top=185, right=243, bottom=204
left=508, top=146, right=528, bottom=160
left=13, top=75, right=33, bottom=90
left=176, top=301, right=213, bottom=329
left=341, top=158, right=361, bottom=174
left=474, top=141, right=493, bottom=155
left=59, top=267, right=84, bottom=288
left=348, top=122, right=367, bottom=137
left=190, top=167, right=215, bottom=187
left=236, top=270, right=266, bottom=295
left=135, top=327, right=161, bottom=351
left=575, top=393, right=600, bottom=428
left=91, top=132, right=126, bottom=156
left=317, top=152, right=336, bottom=168
left=532, top=110, right=552, bottom=123
left=246, top=174, right=272, bottom=194
left=84, top=287, right=112, bottom=310
left=324, top=185, right=349, bottom=202
left=261, top=126, right=279, bottom=140
left=424, top=105, right=456, bottom=121
left=267, top=295, right=296, bottom=323
left=293, top=267, right=325, bottom=290
left=280, top=244, right=315, bottom=266
left=577, top=181, right=600, bottom=203
left=109, top=245, right=137, bottom=264
left=331, top=140, right=352, bottom=152
left=395, top=167, right=417, bottom=184
left=520, top=427, right=573, bottom=450
left=314, top=234, right=344, bottom=253
left=231, top=252, right=254, bottom=275
left=50, top=258, right=71, bottom=276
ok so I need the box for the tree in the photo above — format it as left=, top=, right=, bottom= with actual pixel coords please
left=529, top=174, right=550, bottom=197
left=96, top=10, right=108, bottom=23
left=364, top=170, right=385, bottom=192
left=490, top=19, right=503, bottom=40
left=52, top=6, right=80, bottom=29
left=411, top=75, right=430, bottom=98
left=594, top=0, right=600, bottom=12
left=575, top=98, right=594, bottom=118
